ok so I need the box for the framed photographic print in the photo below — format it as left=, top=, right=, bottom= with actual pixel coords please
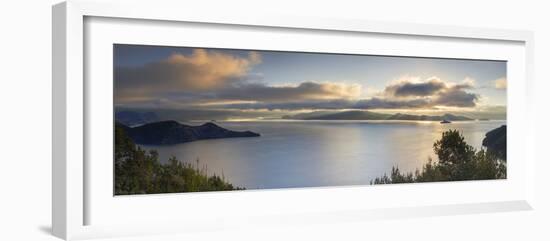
left=53, top=0, right=535, bottom=240
left=113, top=44, right=508, bottom=194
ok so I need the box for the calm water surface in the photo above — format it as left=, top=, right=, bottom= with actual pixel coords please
left=140, top=120, right=505, bottom=190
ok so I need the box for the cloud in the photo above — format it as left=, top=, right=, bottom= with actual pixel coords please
left=494, top=77, right=507, bottom=89
left=462, top=77, right=477, bottom=87
left=115, top=49, right=261, bottom=102
left=433, top=88, right=479, bottom=107
left=383, top=76, right=474, bottom=98
left=115, top=49, right=481, bottom=112
left=379, top=76, right=478, bottom=108
left=384, top=78, right=446, bottom=97
left=216, top=81, right=362, bottom=102
left=214, top=98, right=431, bottom=110
left=115, top=49, right=362, bottom=106
left=213, top=77, right=479, bottom=110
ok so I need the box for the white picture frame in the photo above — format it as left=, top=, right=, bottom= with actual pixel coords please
left=52, top=0, right=536, bottom=240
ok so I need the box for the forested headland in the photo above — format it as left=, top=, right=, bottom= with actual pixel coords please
left=115, top=123, right=242, bottom=195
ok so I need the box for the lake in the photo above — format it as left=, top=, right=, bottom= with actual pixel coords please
left=140, top=120, right=506, bottom=190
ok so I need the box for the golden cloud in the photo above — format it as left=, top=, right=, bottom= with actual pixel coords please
left=494, top=77, right=507, bottom=89
left=115, top=49, right=261, bottom=103
left=216, top=81, right=362, bottom=102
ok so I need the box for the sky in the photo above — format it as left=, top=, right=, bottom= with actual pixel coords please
left=114, top=44, right=507, bottom=120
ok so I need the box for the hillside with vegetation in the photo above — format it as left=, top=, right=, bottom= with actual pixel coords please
left=115, top=123, right=242, bottom=195
left=372, top=128, right=506, bottom=184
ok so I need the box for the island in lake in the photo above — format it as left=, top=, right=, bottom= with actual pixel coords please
left=116, top=120, right=260, bottom=145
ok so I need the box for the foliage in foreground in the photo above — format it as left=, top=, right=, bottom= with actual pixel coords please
left=115, top=124, right=242, bottom=195
left=372, top=130, right=507, bottom=184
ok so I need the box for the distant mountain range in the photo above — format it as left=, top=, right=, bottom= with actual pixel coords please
left=283, top=110, right=473, bottom=121
left=117, top=121, right=260, bottom=145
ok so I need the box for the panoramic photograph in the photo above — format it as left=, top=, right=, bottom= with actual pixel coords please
left=113, top=44, right=507, bottom=195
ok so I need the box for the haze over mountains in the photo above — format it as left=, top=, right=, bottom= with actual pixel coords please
left=283, top=110, right=473, bottom=121
left=116, top=111, right=159, bottom=126
left=115, top=109, right=485, bottom=126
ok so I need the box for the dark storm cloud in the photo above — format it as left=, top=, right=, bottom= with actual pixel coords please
left=433, top=88, right=479, bottom=107
left=213, top=79, right=479, bottom=111
left=369, top=77, right=479, bottom=109
left=369, top=80, right=478, bottom=109
left=384, top=79, right=447, bottom=97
